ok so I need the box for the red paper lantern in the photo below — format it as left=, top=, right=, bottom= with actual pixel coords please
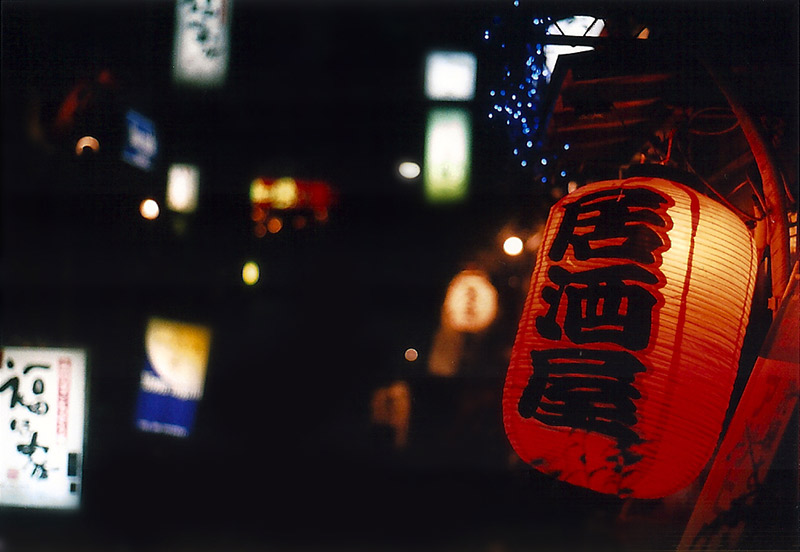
left=503, top=177, right=758, bottom=498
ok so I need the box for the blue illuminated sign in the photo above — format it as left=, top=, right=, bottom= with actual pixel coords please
left=123, top=110, right=158, bottom=171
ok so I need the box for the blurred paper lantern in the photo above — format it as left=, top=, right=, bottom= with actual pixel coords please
left=503, top=177, right=758, bottom=498
left=443, top=270, right=499, bottom=333
left=370, top=381, right=411, bottom=449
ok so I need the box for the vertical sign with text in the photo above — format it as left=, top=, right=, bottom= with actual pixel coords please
left=0, top=347, right=87, bottom=510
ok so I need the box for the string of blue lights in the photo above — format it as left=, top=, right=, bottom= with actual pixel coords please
left=484, top=2, right=552, bottom=173
left=484, top=2, right=578, bottom=191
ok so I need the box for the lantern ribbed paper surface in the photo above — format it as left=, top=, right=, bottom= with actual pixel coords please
left=503, top=177, right=758, bottom=498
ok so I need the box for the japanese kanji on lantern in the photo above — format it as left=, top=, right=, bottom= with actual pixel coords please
left=503, top=177, right=758, bottom=499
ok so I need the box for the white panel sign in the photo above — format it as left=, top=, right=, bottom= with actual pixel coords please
left=425, top=51, right=477, bottom=101
left=424, top=108, right=472, bottom=203
left=172, top=0, right=232, bottom=87
left=0, top=347, right=87, bottom=510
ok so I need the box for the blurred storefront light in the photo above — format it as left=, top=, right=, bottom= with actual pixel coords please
left=75, top=135, right=99, bottom=156
left=166, top=163, right=200, bottom=214
left=242, top=261, right=260, bottom=286
left=250, top=177, right=333, bottom=215
left=425, top=50, right=477, bottom=101
left=398, top=161, right=421, bottom=180
left=503, top=236, right=524, bottom=256
left=140, top=198, right=160, bottom=220
left=423, top=108, right=472, bottom=204
left=267, top=217, right=283, bottom=234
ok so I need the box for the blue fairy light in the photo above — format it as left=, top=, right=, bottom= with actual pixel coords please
left=561, top=170, right=567, bottom=177
left=484, top=2, right=552, bottom=170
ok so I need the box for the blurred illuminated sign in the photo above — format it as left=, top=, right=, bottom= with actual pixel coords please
left=135, top=318, right=211, bottom=438
left=423, top=108, right=471, bottom=203
left=1, top=347, right=87, bottom=510
left=249, top=177, right=334, bottom=215
left=122, top=109, right=158, bottom=171
left=425, top=51, right=477, bottom=101
left=167, top=163, right=200, bottom=213
left=172, top=0, right=232, bottom=87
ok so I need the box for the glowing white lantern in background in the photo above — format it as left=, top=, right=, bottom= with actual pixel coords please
left=442, top=270, right=499, bottom=333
